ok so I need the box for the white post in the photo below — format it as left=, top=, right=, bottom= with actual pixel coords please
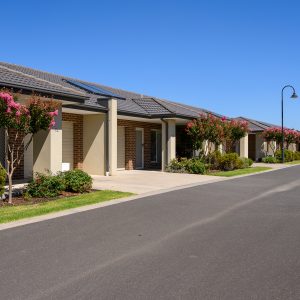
left=167, top=119, right=176, bottom=163
left=218, top=143, right=224, bottom=154
left=108, top=98, right=118, bottom=175
left=161, top=121, right=167, bottom=171
left=240, top=134, right=249, bottom=158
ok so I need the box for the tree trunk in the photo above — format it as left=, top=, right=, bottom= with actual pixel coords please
left=8, top=173, right=13, bottom=204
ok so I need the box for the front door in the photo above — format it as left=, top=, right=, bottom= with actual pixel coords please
left=248, top=134, right=256, bottom=161
left=136, top=128, right=144, bottom=169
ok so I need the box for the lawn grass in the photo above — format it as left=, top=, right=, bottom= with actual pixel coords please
left=0, top=190, right=134, bottom=224
left=285, top=160, right=300, bottom=165
left=209, top=167, right=272, bottom=177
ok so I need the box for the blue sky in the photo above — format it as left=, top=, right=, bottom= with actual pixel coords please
left=2, top=0, right=300, bottom=128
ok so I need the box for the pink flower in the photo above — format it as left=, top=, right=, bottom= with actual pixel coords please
left=16, top=111, right=21, bottom=117
left=48, top=120, right=56, bottom=129
left=48, top=110, right=58, bottom=117
left=0, top=92, right=13, bottom=103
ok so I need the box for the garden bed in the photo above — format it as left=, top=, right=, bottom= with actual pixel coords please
left=0, top=190, right=90, bottom=207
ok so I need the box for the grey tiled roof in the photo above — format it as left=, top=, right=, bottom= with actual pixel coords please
left=133, top=98, right=172, bottom=116
left=0, top=64, right=87, bottom=100
left=235, top=117, right=280, bottom=132
left=0, top=61, right=225, bottom=119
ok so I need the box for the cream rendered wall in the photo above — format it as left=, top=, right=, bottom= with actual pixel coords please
left=288, top=143, right=297, bottom=152
left=33, top=129, right=62, bottom=174
left=83, top=114, right=106, bottom=175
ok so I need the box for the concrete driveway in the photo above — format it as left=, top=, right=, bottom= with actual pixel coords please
left=92, top=170, right=223, bottom=194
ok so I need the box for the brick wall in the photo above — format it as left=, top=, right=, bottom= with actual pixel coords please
left=117, top=119, right=162, bottom=170
left=62, top=113, right=83, bottom=169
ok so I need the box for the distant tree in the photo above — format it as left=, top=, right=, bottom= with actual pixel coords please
left=186, top=114, right=248, bottom=156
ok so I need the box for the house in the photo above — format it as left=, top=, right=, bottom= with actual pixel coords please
left=234, top=117, right=298, bottom=161
left=1, top=62, right=243, bottom=179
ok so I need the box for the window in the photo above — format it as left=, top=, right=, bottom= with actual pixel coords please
left=151, top=130, right=162, bottom=163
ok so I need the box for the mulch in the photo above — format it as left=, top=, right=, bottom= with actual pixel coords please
left=0, top=191, right=82, bottom=207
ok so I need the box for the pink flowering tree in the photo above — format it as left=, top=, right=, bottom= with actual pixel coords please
left=261, top=128, right=279, bottom=155
left=221, top=119, right=249, bottom=153
left=284, top=129, right=299, bottom=149
left=262, top=127, right=299, bottom=154
left=0, top=91, right=58, bottom=204
left=186, top=114, right=248, bottom=156
left=186, top=118, right=205, bottom=154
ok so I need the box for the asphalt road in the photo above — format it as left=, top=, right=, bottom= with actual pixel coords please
left=1, top=166, right=300, bottom=300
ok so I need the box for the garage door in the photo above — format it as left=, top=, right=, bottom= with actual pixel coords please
left=62, top=121, right=74, bottom=170
left=117, top=126, right=125, bottom=169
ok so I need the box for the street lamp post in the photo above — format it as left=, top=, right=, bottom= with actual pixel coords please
left=281, top=85, right=298, bottom=163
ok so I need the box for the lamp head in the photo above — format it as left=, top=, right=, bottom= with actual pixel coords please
left=291, top=91, right=298, bottom=99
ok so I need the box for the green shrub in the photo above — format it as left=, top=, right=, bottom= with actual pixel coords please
left=262, top=156, right=278, bottom=163
left=185, top=158, right=206, bottom=174
left=206, top=151, right=222, bottom=170
left=0, top=163, right=6, bottom=196
left=26, top=173, right=66, bottom=198
left=275, top=149, right=294, bottom=162
left=218, top=153, right=241, bottom=171
left=166, top=158, right=206, bottom=174
left=62, top=169, right=92, bottom=193
left=238, top=157, right=253, bottom=169
left=166, top=158, right=187, bottom=173
left=293, top=151, right=300, bottom=160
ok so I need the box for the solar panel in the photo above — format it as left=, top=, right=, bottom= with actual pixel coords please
left=66, top=79, right=125, bottom=99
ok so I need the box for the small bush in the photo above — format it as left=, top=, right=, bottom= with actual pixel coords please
left=62, top=169, right=92, bottom=193
left=218, top=153, right=241, bottom=171
left=206, top=151, right=222, bottom=170
left=185, top=159, right=206, bottom=174
left=166, top=158, right=206, bottom=174
left=166, top=158, right=188, bottom=173
left=26, top=173, right=66, bottom=198
left=293, top=151, right=300, bottom=160
left=0, top=163, right=6, bottom=196
left=262, top=156, right=278, bottom=164
left=275, top=149, right=294, bottom=162
left=238, top=157, right=253, bottom=169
